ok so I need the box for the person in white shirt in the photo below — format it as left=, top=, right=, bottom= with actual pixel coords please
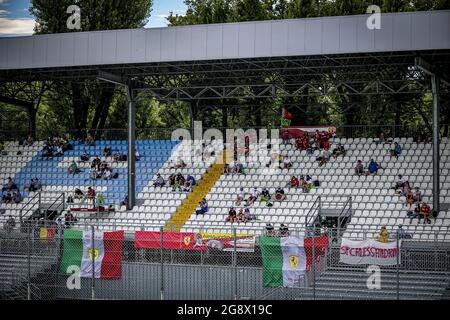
left=235, top=187, right=245, bottom=206
left=283, top=156, right=292, bottom=169
left=247, top=187, right=260, bottom=206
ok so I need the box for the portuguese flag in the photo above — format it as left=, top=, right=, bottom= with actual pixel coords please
left=259, top=236, right=328, bottom=288
left=60, top=229, right=124, bottom=279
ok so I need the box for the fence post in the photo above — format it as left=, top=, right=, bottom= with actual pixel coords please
left=396, top=232, right=400, bottom=300
left=233, top=227, right=238, bottom=300
left=27, top=224, right=31, bottom=300
left=91, top=225, right=95, bottom=300
left=160, top=226, right=164, bottom=300
left=312, top=227, right=316, bottom=300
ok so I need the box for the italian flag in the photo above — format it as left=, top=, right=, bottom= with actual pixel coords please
left=259, top=236, right=328, bottom=288
left=60, top=229, right=124, bottom=279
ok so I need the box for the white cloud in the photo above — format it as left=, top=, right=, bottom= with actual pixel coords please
left=0, top=17, right=35, bottom=35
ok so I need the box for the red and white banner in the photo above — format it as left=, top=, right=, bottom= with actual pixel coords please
left=339, top=238, right=400, bottom=266
left=134, top=231, right=256, bottom=252
left=281, top=126, right=336, bottom=139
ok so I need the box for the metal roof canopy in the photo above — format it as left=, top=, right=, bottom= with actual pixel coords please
left=0, top=10, right=449, bottom=100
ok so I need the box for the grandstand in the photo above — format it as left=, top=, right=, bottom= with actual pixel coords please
left=1, top=9, right=450, bottom=300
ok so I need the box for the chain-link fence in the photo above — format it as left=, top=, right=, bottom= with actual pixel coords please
left=1, top=222, right=449, bottom=300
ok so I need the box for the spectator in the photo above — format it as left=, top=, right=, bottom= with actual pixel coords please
left=85, top=133, right=95, bottom=146
left=378, top=131, right=387, bottom=144
left=367, top=159, right=382, bottom=175
left=55, top=145, right=64, bottom=157
left=394, top=175, right=405, bottom=190
left=290, top=176, right=300, bottom=189
left=168, top=174, right=176, bottom=189
left=391, top=142, right=402, bottom=159
left=317, top=149, right=331, bottom=166
left=413, top=187, right=422, bottom=203
left=153, top=173, right=165, bottom=187
left=120, top=195, right=128, bottom=207
left=32, top=178, right=42, bottom=191
left=272, top=187, right=286, bottom=202
left=25, top=135, right=34, bottom=146
left=279, top=224, right=289, bottom=237
left=260, top=188, right=271, bottom=205
left=305, top=175, right=314, bottom=192
left=378, top=226, right=389, bottom=243
left=185, top=175, right=197, bottom=192
left=103, top=168, right=112, bottom=180
left=90, top=167, right=100, bottom=180
left=332, top=143, right=346, bottom=158
left=226, top=207, right=237, bottom=222
left=196, top=199, right=208, bottom=215
left=282, top=156, right=293, bottom=169
left=12, top=190, right=22, bottom=204
left=87, top=187, right=96, bottom=203
left=237, top=208, right=247, bottom=223
left=74, top=188, right=84, bottom=200
left=299, top=176, right=309, bottom=193
left=224, top=164, right=231, bottom=174
left=243, top=206, right=253, bottom=222
left=237, top=162, right=246, bottom=174
left=113, top=150, right=121, bottom=162
left=246, top=188, right=260, bottom=206
left=2, top=192, right=12, bottom=204
left=264, top=223, right=275, bottom=236
left=81, top=151, right=89, bottom=162
left=175, top=173, right=185, bottom=192
left=420, top=202, right=432, bottom=224
left=96, top=192, right=105, bottom=205
left=407, top=203, right=421, bottom=223
left=135, top=149, right=141, bottom=161
left=103, top=146, right=112, bottom=157
left=173, top=158, right=186, bottom=169
left=2, top=177, right=18, bottom=192
left=68, top=161, right=80, bottom=175
left=397, top=225, right=412, bottom=239
left=401, top=181, right=411, bottom=196
left=235, top=187, right=245, bottom=206
left=406, top=188, right=414, bottom=208
left=4, top=215, right=15, bottom=233
left=64, top=212, right=77, bottom=227
left=355, top=160, right=364, bottom=176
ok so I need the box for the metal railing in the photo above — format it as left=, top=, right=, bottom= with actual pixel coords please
left=19, top=192, right=41, bottom=224
left=304, top=196, right=321, bottom=229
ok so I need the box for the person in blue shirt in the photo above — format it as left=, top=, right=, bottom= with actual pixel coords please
left=391, top=142, right=402, bottom=159
left=185, top=175, right=197, bottom=192
left=368, top=159, right=382, bottom=175
left=196, top=199, right=208, bottom=215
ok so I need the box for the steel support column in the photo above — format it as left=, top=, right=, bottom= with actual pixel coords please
left=432, top=75, right=440, bottom=213
left=127, top=85, right=136, bottom=210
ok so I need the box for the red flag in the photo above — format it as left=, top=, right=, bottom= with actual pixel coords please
left=282, top=107, right=295, bottom=119
left=101, top=230, right=124, bottom=279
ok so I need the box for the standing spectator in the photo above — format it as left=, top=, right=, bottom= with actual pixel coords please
left=378, top=226, right=389, bottom=243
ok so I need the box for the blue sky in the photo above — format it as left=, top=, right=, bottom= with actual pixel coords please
left=0, top=0, right=187, bottom=37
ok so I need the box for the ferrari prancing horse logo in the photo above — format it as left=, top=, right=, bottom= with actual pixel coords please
left=289, top=255, right=299, bottom=270
left=184, top=236, right=191, bottom=246
left=89, top=248, right=99, bottom=261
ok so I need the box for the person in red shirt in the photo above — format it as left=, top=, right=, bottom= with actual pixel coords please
left=87, top=187, right=96, bottom=204
left=290, top=176, right=300, bottom=188
left=420, top=202, right=431, bottom=224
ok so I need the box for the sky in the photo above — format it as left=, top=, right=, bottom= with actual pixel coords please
left=0, top=0, right=187, bottom=37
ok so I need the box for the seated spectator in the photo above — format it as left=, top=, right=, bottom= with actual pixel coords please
left=113, top=150, right=121, bottom=162
left=244, top=206, right=253, bottom=221
left=391, top=142, right=402, bottom=159
left=64, top=212, right=77, bottom=227
left=174, top=173, right=185, bottom=191
left=87, top=187, right=96, bottom=203
left=135, top=149, right=141, bottom=161
left=90, top=168, right=100, bottom=180
left=378, top=226, right=389, bottom=243
left=332, top=143, right=346, bottom=158
left=120, top=195, right=128, bottom=207
left=55, top=145, right=64, bottom=157
left=290, top=176, right=300, bottom=189
left=168, top=174, right=176, bottom=188
left=153, top=173, right=165, bottom=187
left=42, top=144, right=53, bottom=159
left=174, top=158, right=186, bottom=169
left=236, top=208, right=247, bottom=223
left=196, top=199, right=209, bottom=215
left=185, top=175, right=197, bottom=192
left=103, top=168, right=112, bottom=180
left=81, top=152, right=89, bottom=162
left=305, top=175, right=314, bottom=192
left=32, top=178, right=42, bottom=191
left=4, top=215, right=15, bottom=233
left=401, top=181, right=411, bottom=196
left=413, top=187, right=422, bottom=203
left=317, top=149, right=331, bottom=166
left=397, top=225, right=412, bottom=239
left=394, top=175, right=405, bottom=190
left=2, top=177, right=18, bottom=192
left=85, top=133, right=95, bottom=146
left=103, top=146, right=112, bottom=157
left=68, top=161, right=80, bottom=175
left=260, top=188, right=271, bottom=205
left=354, top=160, right=364, bottom=176
left=237, top=162, right=246, bottom=174
left=264, top=223, right=275, bottom=236
left=299, top=176, right=309, bottom=193
left=74, top=188, right=84, bottom=200
left=2, top=192, right=12, bottom=204
left=25, top=135, right=34, bottom=146
left=407, top=203, right=421, bottom=222
left=420, top=202, right=432, bottom=224
left=226, top=207, right=237, bottom=222
left=235, top=187, right=245, bottom=206
left=91, top=157, right=101, bottom=169
left=12, top=190, right=22, bottom=204
left=367, top=159, right=382, bottom=175
left=279, top=224, right=289, bottom=237
left=272, top=187, right=286, bottom=202
left=246, top=188, right=260, bottom=206
left=282, top=156, right=292, bottom=169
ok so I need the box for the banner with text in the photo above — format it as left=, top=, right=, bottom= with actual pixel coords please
left=339, top=238, right=400, bottom=266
